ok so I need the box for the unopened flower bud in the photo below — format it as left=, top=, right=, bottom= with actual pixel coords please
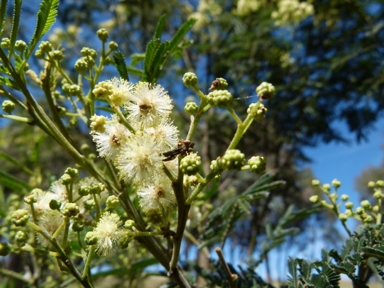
left=74, top=58, right=88, bottom=73
left=118, top=235, right=133, bottom=249
left=373, top=205, right=380, bottom=213
left=23, top=194, right=37, bottom=205
left=312, top=179, right=320, bottom=186
left=0, top=243, right=11, bottom=256
left=89, top=183, right=104, bottom=195
left=88, top=153, right=96, bottom=160
left=78, top=186, right=90, bottom=196
left=322, top=184, right=331, bottom=192
left=81, top=144, right=90, bottom=153
left=14, top=40, right=26, bottom=53
left=2, top=100, right=15, bottom=114
left=209, top=78, right=228, bottom=91
left=69, top=117, right=78, bottom=127
left=50, top=50, right=64, bottom=61
left=222, top=149, right=245, bottom=170
left=49, top=199, right=61, bottom=210
left=368, top=181, right=376, bottom=188
left=207, top=90, right=233, bottom=108
left=374, top=191, right=383, bottom=199
left=11, top=210, right=30, bottom=227
left=57, top=106, right=66, bottom=116
left=35, top=49, right=44, bottom=59
left=81, top=47, right=97, bottom=59
left=345, top=202, right=354, bottom=209
left=345, top=209, right=353, bottom=217
left=377, top=180, right=384, bottom=187
left=309, top=195, right=319, bottom=203
left=182, top=72, right=198, bottom=88
left=60, top=173, right=72, bottom=185
left=108, top=41, right=118, bottom=51
left=184, top=102, right=199, bottom=115
left=361, top=200, right=372, bottom=210
left=84, top=199, right=95, bottom=210
left=90, top=115, right=107, bottom=132
left=256, top=82, right=275, bottom=100
left=15, top=231, right=27, bottom=245
left=341, top=194, right=349, bottom=201
left=1, top=38, right=10, bottom=48
left=146, top=210, right=163, bottom=225
left=339, top=214, right=347, bottom=222
left=85, top=232, right=98, bottom=245
left=355, top=207, right=364, bottom=214
left=72, top=220, right=84, bottom=232
left=97, top=28, right=109, bottom=42
left=39, top=41, right=52, bottom=53
left=61, top=203, right=80, bottom=216
left=124, top=220, right=135, bottom=230
left=65, top=168, right=78, bottom=180
left=106, top=195, right=119, bottom=210
left=93, top=81, right=114, bottom=100
left=180, top=153, right=201, bottom=175
left=248, top=156, right=266, bottom=174
left=332, top=179, right=341, bottom=188
left=364, top=215, right=373, bottom=224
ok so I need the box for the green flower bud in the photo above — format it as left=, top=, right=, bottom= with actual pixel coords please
left=312, top=179, right=320, bottom=186
left=118, top=235, right=133, bottom=249
left=69, top=84, right=81, bottom=96
left=65, top=168, right=79, bottom=180
left=88, top=153, right=96, bottom=160
left=345, top=202, right=354, bottom=209
left=332, top=179, right=341, bottom=188
left=93, top=81, right=114, bottom=99
left=320, top=200, right=327, bottom=206
left=108, top=41, right=118, bottom=51
left=78, top=186, right=90, bottom=196
left=185, top=175, right=199, bottom=186
left=364, top=215, right=373, bottom=224
left=74, top=58, right=88, bottom=73
left=15, top=231, right=27, bottom=245
left=50, top=50, right=64, bottom=61
left=252, top=104, right=268, bottom=121
left=49, top=199, right=62, bottom=210
left=89, top=183, right=104, bottom=195
left=56, top=106, right=66, bottom=116
left=81, top=47, right=97, bottom=59
left=34, top=49, right=44, bottom=59
left=61, top=203, right=80, bottom=216
left=341, top=194, right=349, bottom=201
left=2, top=100, right=15, bottom=114
left=39, top=41, right=53, bottom=53
left=103, top=57, right=112, bottom=66
left=322, top=184, right=331, bottom=192
left=368, top=181, right=376, bottom=188
left=60, top=173, right=72, bottom=185
left=0, top=243, right=12, bottom=256
left=81, top=144, right=90, bottom=153
left=182, top=72, right=198, bottom=88
left=339, top=213, right=347, bottom=222
left=256, top=82, right=275, bottom=101
left=309, top=195, right=319, bottom=203
left=14, top=40, right=26, bottom=53
left=23, top=194, right=37, bottom=205
left=11, top=210, right=30, bottom=227
left=97, top=28, right=109, bottom=42
left=90, top=115, right=107, bottom=132
left=84, top=199, right=95, bottom=210
left=210, top=159, right=223, bottom=172
left=106, top=195, right=119, bottom=210
left=222, top=149, right=245, bottom=170
left=355, top=207, right=364, bottom=214
left=248, top=156, right=266, bottom=174
left=207, top=90, right=233, bottom=108
left=146, top=210, right=162, bottom=225
left=373, top=205, right=380, bottom=213
left=69, top=117, right=78, bottom=127
left=345, top=209, right=353, bottom=217
left=374, top=191, right=383, bottom=199
left=124, top=220, right=135, bottom=230
left=72, top=220, right=84, bottom=232
left=85, top=232, right=98, bottom=245
left=377, top=180, right=384, bottom=187
left=209, top=78, right=228, bottom=91
left=180, top=153, right=201, bottom=175
left=1, top=38, right=10, bottom=49
left=184, top=102, right=199, bottom=115
left=361, top=200, right=372, bottom=210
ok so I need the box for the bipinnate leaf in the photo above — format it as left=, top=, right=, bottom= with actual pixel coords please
left=9, top=0, right=22, bottom=57
left=154, top=14, right=166, bottom=39
left=0, top=0, right=9, bottom=36
left=113, top=52, right=129, bottom=81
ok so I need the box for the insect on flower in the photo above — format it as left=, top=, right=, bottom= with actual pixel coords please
left=162, top=139, right=195, bottom=161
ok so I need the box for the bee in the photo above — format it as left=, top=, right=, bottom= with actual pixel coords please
left=162, top=139, right=195, bottom=161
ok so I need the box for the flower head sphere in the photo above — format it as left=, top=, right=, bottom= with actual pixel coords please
left=93, top=212, right=123, bottom=255
left=125, top=82, right=173, bottom=128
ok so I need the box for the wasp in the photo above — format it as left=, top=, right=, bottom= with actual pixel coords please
left=162, top=139, right=195, bottom=161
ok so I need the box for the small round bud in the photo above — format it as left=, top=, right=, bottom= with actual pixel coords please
left=355, top=207, right=364, bottom=214
left=184, top=102, right=199, bottom=115
left=345, top=202, right=354, bottom=209
left=57, top=106, right=66, bottom=116
left=207, top=90, right=233, bottom=108
left=222, top=149, right=246, bottom=170
left=332, top=179, right=341, bottom=188
left=210, top=159, right=223, bottom=172
left=72, top=220, right=84, bottom=232
left=81, top=144, right=90, bottom=153
left=23, top=194, right=37, bottom=205
left=15, top=231, right=27, bottom=245
left=106, top=195, right=119, bottom=210
left=14, top=40, right=26, bottom=53
left=97, top=28, right=109, bottom=42
left=34, top=49, right=44, bottom=59
left=60, top=173, right=72, bottom=185
left=90, top=115, right=107, bottom=132
left=377, top=180, right=384, bottom=188
left=88, top=153, right=96, bottom=160
left=368, top=181, right=376, bottom=188
left=312, top=179, right=320, bottom=186
left=146, top=210, right=163, bottom=225
left=61, top=203, right=80, bottom=216
left=248, top=156, right=266, bottom=174
left=39, top=41, right=53, bottom=53
left=182, top=72, right=198, bottom=88
left=247, top=103, right=267, bottom=121
left=93, top=81, right=114, bottom=100
left=209, top=78, right=228, bottom=91
left=2, top=100, right=15, bottom=114
left=320, top=200, right=327, bottom=206
left=309, top=195, right=319, bottom=203
left=1, top=38, right=10, bottom=48
left=78, top=186, right=90, bottom=196
left=180, top=153, right=201, bottom=175
left=74, top=58, right=88, bottom=73
left=185, top=175, right=199, bottom=186
left=361, top=200, right=372, bottom=210
left=256, top=82, right=275, bottom=101
left=341, top=194, right=349, bottom=201
left=374, top=190, right=383, bottom=199
left=89, top=183, right=104, bottom=195
left=50, top=50, right=64, bottom=61
left=103, top=57, right=112, bottom=66
left=84, top=199, right=95, bottom=210
left=65, top=168, right=79, bottom=180
left=373, top=205, right=380, bottom=213
left=81, top=47, right=97, bottom=59
left=364, top=215, right=373, bottom=224
left=108, top=41, right=118, bottom=51
left=0, top=243, right=12, bottom=256
left=124, top=220, right=136, bottom=230
left=69, top=117, right=78, bottom=127
left=345, top=209, right=353, bottom=217
left=339, top=214, right=347, bottom=222
left=11, top=210, right=30, bottom=227
left=85, top=232, right=98, bottom=245
left=322, top=184, right=331, bottom=192
left=118, top=235, right=133, bottom=249
left=330, top=193, right=338, bottom=201
left=49, top=199, right=62, bottom=210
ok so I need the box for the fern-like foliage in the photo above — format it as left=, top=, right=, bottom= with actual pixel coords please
left=113, top=52, right=129, bottom=81
left=288, top=224, right=384, bottom=288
